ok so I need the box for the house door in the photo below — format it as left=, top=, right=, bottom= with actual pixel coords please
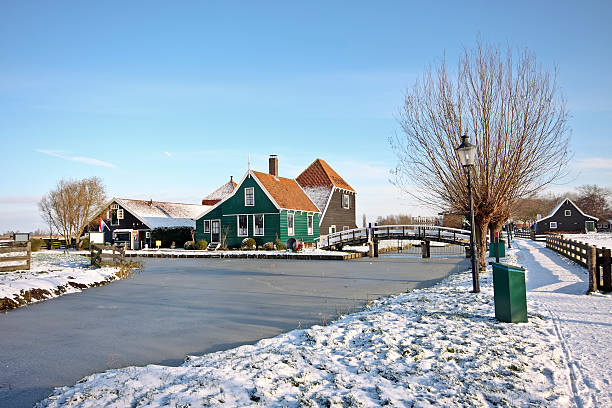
left=585, top=221, right=595, bottom=232
left=211, top=220, right=221, bottom=242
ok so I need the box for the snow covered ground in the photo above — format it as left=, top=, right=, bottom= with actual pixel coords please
left=0, top=251, right=123, bottom=311
left=42, top=242, right=608, bottom=407
left=517, top=239, right=612, bottom=408
left=560, top=232, right=612, bottom=248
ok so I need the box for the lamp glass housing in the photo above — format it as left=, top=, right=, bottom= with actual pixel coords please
left=457, top=135, right=476, bottom=167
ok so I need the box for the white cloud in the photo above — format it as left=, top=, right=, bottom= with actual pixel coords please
left=36, top=149, right=115, bottom=168
left=164, top=151, right=173, bottom=157
left=572, top=157, right=612, bottom=170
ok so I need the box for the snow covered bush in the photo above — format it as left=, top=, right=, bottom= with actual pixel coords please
left=241, top=238, right=256, bottom=249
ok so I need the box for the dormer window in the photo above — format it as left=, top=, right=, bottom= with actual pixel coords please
left=245, top=187, right=254, bottom=206
left=565, top=210, right=571, bottom=216
left=342, top=193, right=350, bottom=209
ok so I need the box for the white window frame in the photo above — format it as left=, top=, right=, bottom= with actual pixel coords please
left=253, top=214, right=264, bottom=236
left=237, top=214, right=249, bottom=237
left=343, top=226, right=349, bottom=231
left=329, top=225, right=336, bottom=234
left=111, top=204, right=119, bottom=210
left=287, top=212, right=294, bottom=236
left=117, top=209, right=124, bottom=220
left=244, top=187, right=255, bottom=207
left=204, top=220, right=211, bottom=233
left=564, top=210, right=571, bottom=216
left=550, top=221, right=557, bottom=229
left=342, top=193, right=350, bottom=209
left=307, top=214, right=313, bottom=235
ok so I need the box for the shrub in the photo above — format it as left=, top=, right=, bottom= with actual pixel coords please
left=241, top=237, right=256, bottom=249
left=30, top=238, right=45, bottom=252
left=196, top=240, right=208, bottom=250
left=263, top=241, right=275, bottom=251
left=184, top=241, right=195, bottom=250
left=80, top=237, right=90, bottom=250
left=151, top=227, right=192, bottom=248
left=275, top=234, right=286, bottom=250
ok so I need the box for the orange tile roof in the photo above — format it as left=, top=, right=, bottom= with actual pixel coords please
left=252, top=171, right=319, bottom=212
left=296, top=158, right=355, bottom=192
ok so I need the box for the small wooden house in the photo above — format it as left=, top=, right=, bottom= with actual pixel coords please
left=88, top=198, right=211, bottom=249
left=296, top=158, right=356, bottom=234
left=195, top=156, right=320, bottom=248
left=535, top=198, right=598, bottom=234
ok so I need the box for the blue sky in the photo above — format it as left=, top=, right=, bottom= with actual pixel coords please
left=1, top=1, right=611, bottom=232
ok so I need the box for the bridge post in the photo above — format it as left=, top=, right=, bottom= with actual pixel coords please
left=373, top=240, right=379, bottom=257
left=421, top=240, right=430, bottom=258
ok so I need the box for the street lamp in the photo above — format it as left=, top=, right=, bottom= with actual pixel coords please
left=456, top=134, right=480, bottom=293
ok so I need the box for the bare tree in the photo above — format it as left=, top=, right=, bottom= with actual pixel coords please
left=574, top=185, right=612, bottom=221
left=38, top=177, right=107, bottom=251
left=391, top=40, right=570, bottom=269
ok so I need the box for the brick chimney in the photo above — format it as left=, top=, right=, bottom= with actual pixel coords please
left=269, top=154, right=278, bottom=177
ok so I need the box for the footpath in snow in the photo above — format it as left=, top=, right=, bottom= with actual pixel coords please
left=38, top=247, right=581, bottom=407
left=516, top=238, right=612, bottom=408
left=0, top=251, right=125, bottom=311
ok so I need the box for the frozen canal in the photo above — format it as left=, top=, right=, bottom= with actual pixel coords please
left=0, top=254, right=468, bottom=407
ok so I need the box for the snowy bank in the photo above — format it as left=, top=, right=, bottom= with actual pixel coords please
left=559, top=232, right=612, bottom=248
left=38, top=266, right=573, bottom=407
left=1, top=251, right=127, bottom=311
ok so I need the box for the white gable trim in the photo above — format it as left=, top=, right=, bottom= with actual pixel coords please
left=537, top=197, right=598, bottom=223
left=249, top=171, right=282, bottom=210
left=194, top=172, right=252, bottom=220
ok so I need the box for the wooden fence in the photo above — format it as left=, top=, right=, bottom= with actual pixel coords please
left=514, top=230, right=548, bottom=241
left=546, top=235, right=612, bottom=292
left=90, top=244, right=125, bottom=267
left=0, top=241, right=31, bottom=272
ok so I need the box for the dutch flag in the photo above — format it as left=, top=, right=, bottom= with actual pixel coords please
left=99, top=218, right=109, bottom=232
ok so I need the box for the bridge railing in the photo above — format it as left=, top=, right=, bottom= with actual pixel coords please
left=315, top=225, right=472, bottom=249
left=315, top=227, right=368, bottom=248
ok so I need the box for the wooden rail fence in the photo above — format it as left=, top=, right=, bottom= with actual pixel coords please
left=546, top=235, right=612, bottom=292
left=0, top=241, right=31, bottom=272
left=514, top=230, right=547, bottom=241
left=90, top=244, right=125, bottom=267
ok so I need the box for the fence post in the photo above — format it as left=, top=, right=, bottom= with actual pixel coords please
left=603, top=248, right=612, bottom=292
left=587, top=245, right=598, bottom=293
left=26, top=241, right=31, bottom=270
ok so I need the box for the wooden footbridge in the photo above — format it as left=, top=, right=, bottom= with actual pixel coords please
left=316, top=225, right=472, bottom=257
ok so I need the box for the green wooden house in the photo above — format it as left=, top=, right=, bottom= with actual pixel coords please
left=195, top=156, right=320, bottom=248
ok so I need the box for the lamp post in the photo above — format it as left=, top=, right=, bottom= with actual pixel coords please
left=456, top=134, right=480, bottom=293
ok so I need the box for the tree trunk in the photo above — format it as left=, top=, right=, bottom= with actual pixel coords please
left=475, top=216, right=491, bottom=271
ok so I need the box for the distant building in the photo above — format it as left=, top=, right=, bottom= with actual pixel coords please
left=535, top=198, right=598, bottom=234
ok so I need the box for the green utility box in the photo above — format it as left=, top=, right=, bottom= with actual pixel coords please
left=489, top=240, right=506, bottom=258
left=492, top=263, right=527, bottom=323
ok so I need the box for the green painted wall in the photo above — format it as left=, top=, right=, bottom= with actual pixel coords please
left=279, top=210, right=320, bottom=244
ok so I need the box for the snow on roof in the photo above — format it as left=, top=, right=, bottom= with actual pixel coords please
left=113, top=198, right=211, bottom=229
left=142, top=217, right=196, bottom=229
left=301, top=186, right=332, bottom=212
left=537, top=197, right=598, bottom=223
left=202, top=178, right=237, bottom=202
